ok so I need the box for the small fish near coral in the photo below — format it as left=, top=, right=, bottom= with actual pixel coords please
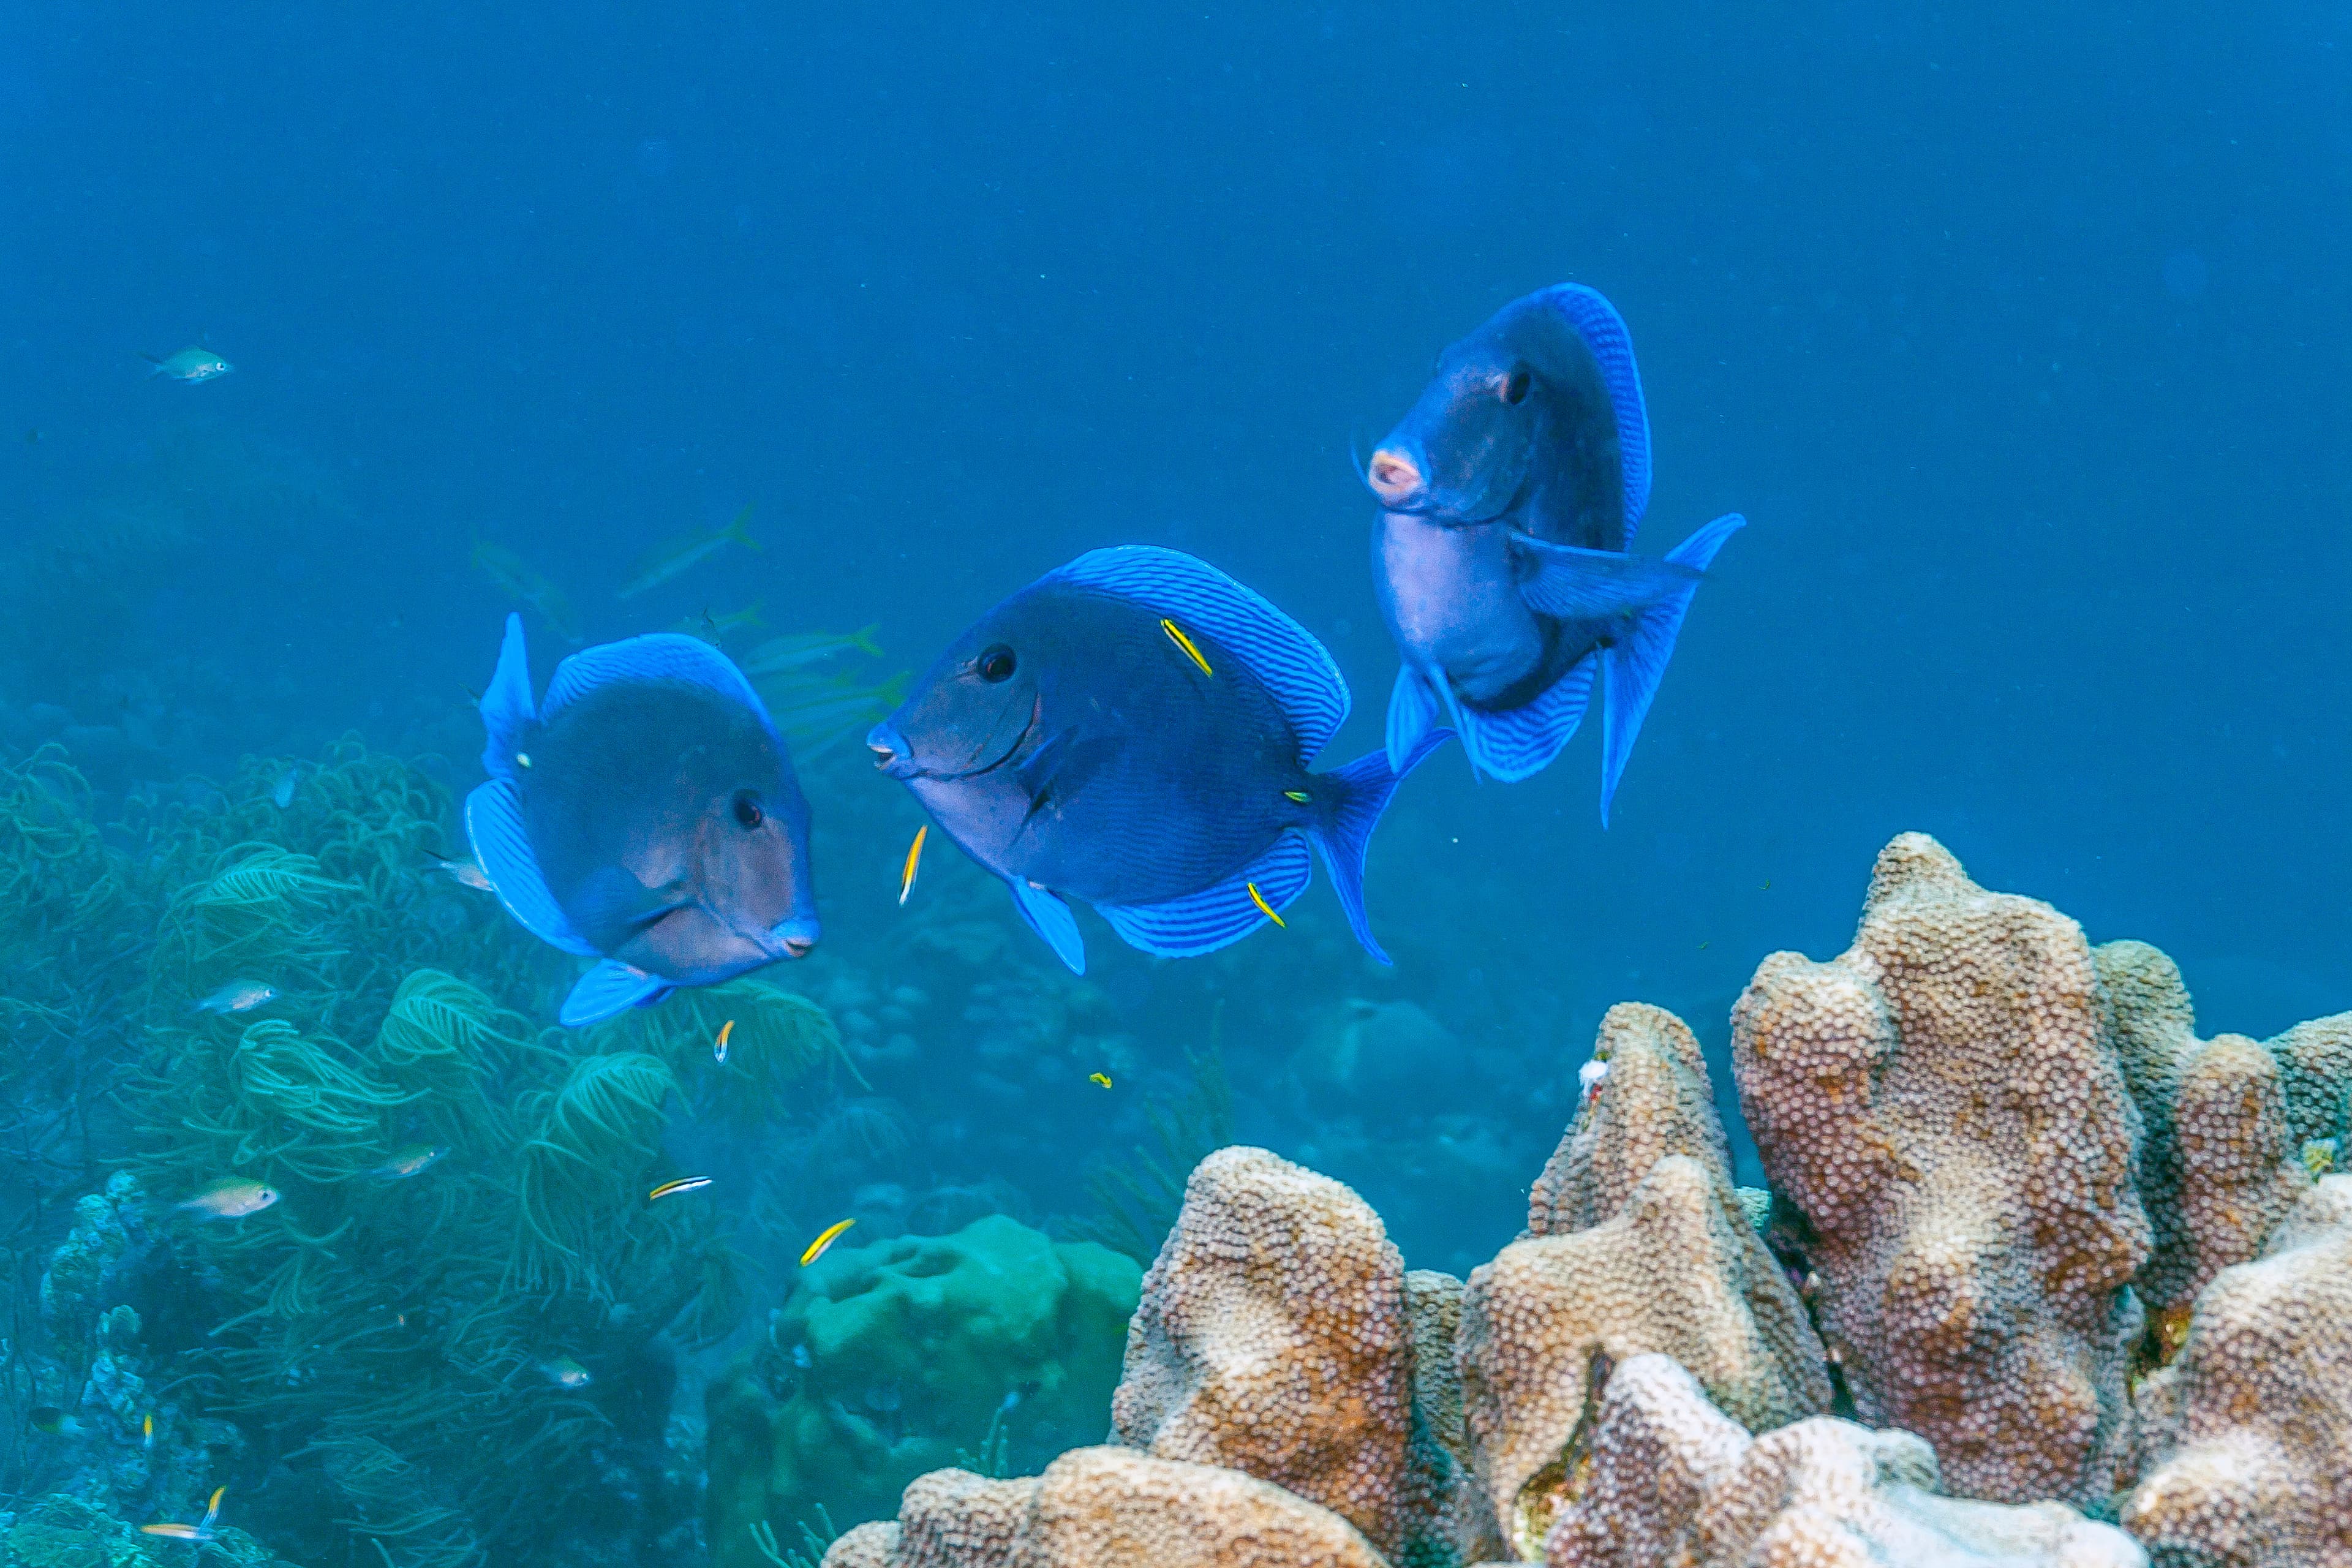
left=1367, top=282, right=1743, bottom=815
left=473, top=541, right=586, bottom=644
left=617, top=505, right=761, bottom=598
left=270, top=764, right=301, bottom=809
left=897, top=823, right=926, bottom=907
left=140, top=1485, right=226, bottom=1542
left=142, top=346, right=233, bottom=383
left=194, top=979, right=278, bottom=1014
left=647, top=1175, right=712, bottom=1202
left=867, top=546, right=1445, bottom=974
left=539, top=1357, right=592, bottom=1389
left=29, top=1407, right=86, bottom=1438
left=369, top=1144, right=448, bottom=1180
left=464, top=613, right=821, bottom=1027
left=801, top=1217, right=856, bottom=1267
left=426, top=850, right=495, bottom=891
left=714, top=1017, right=734, bottom=1063
left=176, top=1179, right=280, bottom=1220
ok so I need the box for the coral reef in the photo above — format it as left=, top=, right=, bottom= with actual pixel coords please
left=818, top=1449, right=1390, bottom=1568
left=1545, top=1353, right=2144, bottom=1567
left=1731, top=833, right=2150, bottom=1506
left=2095, top=941, right=2309, bottom=1332
left=1463, top=1003, right=1827, bottom=1556
left=2124, top=1175, right=2352, bottom=1566
left=707, top=1215, right=1140, bottom=1568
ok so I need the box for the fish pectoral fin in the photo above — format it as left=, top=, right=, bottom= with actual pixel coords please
left=559, top=961, right=673, bottom=1028
left=1385, top=666, right=1444, bottom=774
left=571, top=866, right=692, bottom=946
left=1097, top=836, right=1314, bottom=959
left=1509, top=533, right=1699, bottom=620
left=464, top=780, right=600, bottom=957
left=1014, top=728, right=1121, bottom=824
left=1004, top=878, right=1086, bottom=974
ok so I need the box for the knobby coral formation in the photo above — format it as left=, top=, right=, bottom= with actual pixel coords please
left=1732, top=833, right=2151, bottom=1506
left=1545, top=1352, right=2144, bottom=1567
left=1463, top=1003, right=1828, bottom=1555
left=2124, top=1175, right=2352, bottom=1566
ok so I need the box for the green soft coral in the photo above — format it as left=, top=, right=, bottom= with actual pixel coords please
left=704, top=1215, right=1140, bottom=1568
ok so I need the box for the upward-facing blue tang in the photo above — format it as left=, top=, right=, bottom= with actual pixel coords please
left=866, top=547, right=1442, bottom=973
left=466, top=613, right=820, bottom=1027
left=1367, top=282, right=1744, bottom=818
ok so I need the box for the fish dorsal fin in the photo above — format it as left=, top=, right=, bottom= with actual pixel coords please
left=1532, top=284, right=1653, bottom=538
left=464, top=780, right=600, bottom=957
left=1044, top=547, right=1348, bottom=760
left=1097, top=834, right=1313, bottom=960
left=478, top=614, right=538, bottom=781
left=559, top=960, right=673, bottom=1028
left=543, top=632, right=772, bottom=728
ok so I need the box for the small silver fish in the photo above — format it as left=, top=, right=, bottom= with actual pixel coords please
left=195, top=980, right=278, bottom=1014
left=540, top=1357, right=592, bottom=1389
left=271, top=766, right=301, bottom=809
left=616, top=506, right=761, bottom=598
left=143, top=347, right=233, bottom=384
left=178, top=1179, right=281, bottom=1220
left=427, top=851, right=495, bottom=892
left=370, top=1145, right=447, bottom=1180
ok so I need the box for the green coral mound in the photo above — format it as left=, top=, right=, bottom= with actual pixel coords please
left=704, top=1215, right=1142, bottom=1568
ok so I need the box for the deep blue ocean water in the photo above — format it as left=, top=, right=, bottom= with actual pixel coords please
left=1, top=4, right=2346, bottom=1561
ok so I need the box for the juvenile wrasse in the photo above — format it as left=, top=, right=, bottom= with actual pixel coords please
left=801, top=1218, right=856, bottom=1267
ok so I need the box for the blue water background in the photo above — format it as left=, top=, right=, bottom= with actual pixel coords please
left=2, top=3, right=2346, bottom=1264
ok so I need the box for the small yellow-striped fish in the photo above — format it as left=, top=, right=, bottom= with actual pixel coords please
left=648, top=1177, right=712, bottom=1202
left=899, top=824, right=927, bottom=907
left=714, top=1019, right=734, bottom=1064
left=1159, top=618, right=1212, bottom=676
left=140, top=1485, right=224, bottom=1540
left=1246, top=881, right=1285, bottom=928
left=1088, top=1072, right=1112, bottom=1089
left=801, top=1218, right=856, bottom=1267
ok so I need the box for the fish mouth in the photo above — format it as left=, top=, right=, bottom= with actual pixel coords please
left=869, top=698, right=1038, bottom=784
left=1366, top=437, right=1536, bottom=527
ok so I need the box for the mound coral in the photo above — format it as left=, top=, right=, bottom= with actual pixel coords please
left=1463, top=1003, right=1828, bottom=1556
left=1731, top=833, right=2150, bottom=1506
left=1546, top=1354, right=2143, bottom=1567
left=2124, top=1175, right=2352, bottom=1565
left=706, top=1214, right=1140, bottom=1568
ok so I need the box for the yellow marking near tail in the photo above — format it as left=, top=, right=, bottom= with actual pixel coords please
left=1283, top=790, right=1311, bottom=803
left=1160, top=619, right=1213, bottom=676
left=801, top=1218, right=857, bottom=1267
left=1246, top=881, right=1286, bottom=927
left=898, top=824, right=927, bottom=907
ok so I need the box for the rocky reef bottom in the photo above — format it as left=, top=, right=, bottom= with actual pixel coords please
left=809, top=833, right=2352, bottom=1568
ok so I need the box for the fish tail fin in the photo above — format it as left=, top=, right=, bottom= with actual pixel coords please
left=478, top=613, right=537, bottom=781
left=1312, top=730, right=1450, bottom=964
left=1598, top=511, right=1744, bottom=826
left=851, top=623, right=883, bottom=657
left=728, top=505, right=763, bottom=551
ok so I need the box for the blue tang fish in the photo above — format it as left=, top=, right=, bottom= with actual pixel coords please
left=865, top=547, right=1442, bottom=973
left=1366, top=282, right=1744, bottom=817
left=466, top=613, right=820, bottom=1026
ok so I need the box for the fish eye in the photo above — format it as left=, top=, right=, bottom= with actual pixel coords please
left=731, top=790, right=765, bottom=829
left=1502, top=366, right=1532, bottom=404
left=978, top=645, right=1017, bottom=682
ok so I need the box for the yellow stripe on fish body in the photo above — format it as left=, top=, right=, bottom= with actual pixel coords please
left=648, top=1177, right=713, bottom=1201
left=801, top=1217, right=857, bottom=1266
left=1246, top=881, right=1286, bottom=927
left=899, top=824, right=927, bottom=907
left=1159, top=619, right=1212, bottom=676
left=1088, top=1071, right=1112, bottom=1088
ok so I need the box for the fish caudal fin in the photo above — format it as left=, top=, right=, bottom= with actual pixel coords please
left=478, top=613, right=537, bottom=781
left=1312, top=731, right=1451, bottom=964
left=1455, top=657, right=1596, bottom=782
left=560, top=960, right=673, bottom=1028
left=1385, top=666, right=1447, bottom=775
left=1005, top=878, right=1086, bottom=974
left=726, top=506, right=763, bottom=551
left=1098, top=836, right=1313, bottom=959
left=465, top=782, right=600, bottom=957
left=1598, top=511, right=1745, bottom=826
